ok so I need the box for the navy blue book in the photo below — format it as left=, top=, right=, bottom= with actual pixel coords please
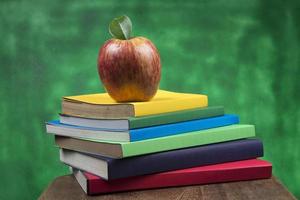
left=60, top=139, right=263, bottom=180
left=46, top=114, right=239, bottom=142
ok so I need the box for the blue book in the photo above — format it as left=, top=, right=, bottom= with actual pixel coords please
left=46, top=114, right=239, bottom=142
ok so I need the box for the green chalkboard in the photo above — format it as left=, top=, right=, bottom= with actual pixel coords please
left=0, top=0, right=299, bottom=199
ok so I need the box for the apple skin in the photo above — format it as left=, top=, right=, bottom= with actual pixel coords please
left=98, top=37, right=161, bottom=102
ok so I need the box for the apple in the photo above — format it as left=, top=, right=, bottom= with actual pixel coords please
left=97, top=15, right=161, bottom=102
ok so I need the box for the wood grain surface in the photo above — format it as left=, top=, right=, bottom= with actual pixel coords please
left=39, top=175, right=296, bottom=200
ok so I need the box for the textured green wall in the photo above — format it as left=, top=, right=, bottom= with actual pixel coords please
left=0, top=0, right=299, bottom=199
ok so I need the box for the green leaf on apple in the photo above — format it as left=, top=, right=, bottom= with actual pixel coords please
left=109, top=15, right=132, bottom=40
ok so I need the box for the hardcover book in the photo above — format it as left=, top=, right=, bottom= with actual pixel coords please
left=60, top=139, right=263, bottom=180
left=56, top=124, right=256, bottom=158
left=62, top=90, right=208, bottom=118
left=47, top=114, right=238, bottom=142
left=73, top=159, right=272, bottom=195
left=59, top=106, right=225, bottom=130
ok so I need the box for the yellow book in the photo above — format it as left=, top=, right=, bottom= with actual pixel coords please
left=62, top=90, right=208, bottom=119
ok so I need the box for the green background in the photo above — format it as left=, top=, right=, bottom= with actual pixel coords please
left=1, top=0, right=299, bottom=199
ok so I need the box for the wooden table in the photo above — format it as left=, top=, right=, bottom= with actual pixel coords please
left=39, top=175, right=296, bottom=200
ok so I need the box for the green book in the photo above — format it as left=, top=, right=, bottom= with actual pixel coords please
left=59, top=106, right=225, bottom=130
left=55, top=124, right=255, bottom=158
left=129, top=106, right=224, bottom=129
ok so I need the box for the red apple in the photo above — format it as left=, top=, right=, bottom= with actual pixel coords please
left=97, top=36, right=161, bottom=102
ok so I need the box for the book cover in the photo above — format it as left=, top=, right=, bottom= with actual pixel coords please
left=129, top=114, right=239, bottom=141
left=59, top=106, right=225, bottom=130
left=61, top=139, right=263, bottom=180
left=56, top=124, right=256, bottom=158
left=47, top=114, right=239, bottom=142
left=73, top=159, right=272, bottom=195
left=62, top=90, right=208, bottom=118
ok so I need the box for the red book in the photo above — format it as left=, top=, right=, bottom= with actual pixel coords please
left=73, top=159, right=272, bottom=195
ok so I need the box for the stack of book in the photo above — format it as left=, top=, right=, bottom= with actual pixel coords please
left=46, top=90, right=272, bottom=195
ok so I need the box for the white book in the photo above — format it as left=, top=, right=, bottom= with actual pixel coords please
left=46, top=120, right=130, bottom=142
left=60, top=114, right=129, bottom=130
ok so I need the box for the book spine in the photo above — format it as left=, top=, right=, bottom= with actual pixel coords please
left=129, top=114, right=239, bottom=141
left=129, top=106, right=225, bottom=129
left=87, top=159, right=272, bottom=194
left=107, top=139, right=263, bottom=180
